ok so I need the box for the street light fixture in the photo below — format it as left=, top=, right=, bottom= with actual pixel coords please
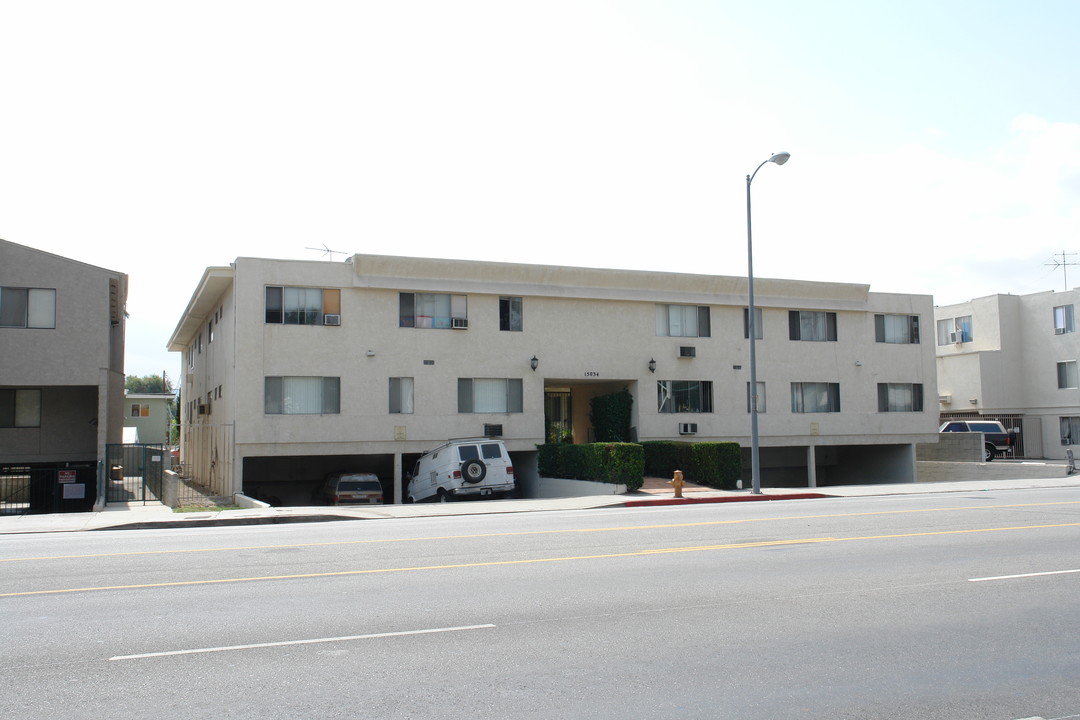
left=746, top=151, right=790, bottom=495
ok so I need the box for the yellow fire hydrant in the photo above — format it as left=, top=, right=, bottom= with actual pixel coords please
left=668, top=469, right=685, bottom=498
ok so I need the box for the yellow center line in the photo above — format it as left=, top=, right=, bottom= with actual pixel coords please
left=5, top=500, right=1080, bottom=564
left=5, top=520, right=1080, bottom=598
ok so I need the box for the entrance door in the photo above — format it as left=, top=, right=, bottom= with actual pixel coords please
left=544, top=390, right=572, bottom=444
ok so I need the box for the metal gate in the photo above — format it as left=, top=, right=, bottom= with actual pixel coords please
left=105, top=444, right=166, bottom=504
left=1, top=464, right=97, bottom=515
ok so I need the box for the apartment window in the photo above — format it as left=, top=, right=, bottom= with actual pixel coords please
left=500, top=296, right=523, bottom=332
left=400, top=293, right=467, bottom=329
left=208, top=320, right=214, bottom=343
left=1055, top=305, right=1075, bottom=334
left=457, top=378, right=523, bottom=413
left=264, top=376, right=340, bottom=415
left=187, top=346, right=194, bottom=368
left=0, top=287, right=56, bottom=328
left=791, top=382, right=841, bottom=413
left=130, top=403, right=150, bottom=418
left=389, top=377, right=414, bottom=414
left=1058, top=361, right=1079, bottom=389
left=788, top=311, right=837, bottom=342
left=875, top=314, right=920, bottom=344
left=743, top=307, right=763, bottom=340
left=197, top=333, right=203, bottom=354
left=1060, top=417, right=1080, bottom=445
left=657, top=380, right=713, bottom=413
left=937, top=315, right=972, bottom=345
left=656, top=305, right=710, bottom=338
left=265, top=287, right=339, bottom=325
left=877, top=383, right=924, bottom=412
left=0, top=389, right=41, bottom=427
left=746, top=381, right=766, bottom=413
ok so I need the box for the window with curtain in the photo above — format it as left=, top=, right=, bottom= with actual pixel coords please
left=656, top=305, right=710, bottom=338
left=500, top=296, right=523, bottom=331
left=743, top=307, right=763, bottom=339
left=0, top=287, right=56, bottom=328
left=400, top=293, right=467, bottom=328
left=788, top=311, right=837, bottom=341
left=790, top=382, right=841, bottom=413
left=657, top=380, right=713, bottom=413
left=0, top=388, right=42, bottom=427
left=877, top=383, right=924, bottom=412
left=746, top=381, right=766, bottom=413
left=389, top=377, right=414, bottom=414
left=1058, top=361, right=1078, bottom=389
left=264, top=376, right=340, bottom=414
left=1061, top=416, right=1080, bottom=445
left=875, top=314, right=920, bottom=344
left=457, top=378, right=523, bottom=413
left=1055, top=305, right=1075, bottom=334
left=265, top=287, right=334, bottom=325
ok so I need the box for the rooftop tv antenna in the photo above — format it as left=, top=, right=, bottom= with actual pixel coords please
left=1046, top=250, right=1080, bottom=290
left=305, top=243, right=348, bottom=261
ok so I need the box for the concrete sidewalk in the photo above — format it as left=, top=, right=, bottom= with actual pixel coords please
left=2, top=475, right=1079, bottom=535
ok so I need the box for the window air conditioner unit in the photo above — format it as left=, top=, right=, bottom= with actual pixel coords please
left=451, top=317, right=469, bottom=329
left=949, top=332, right=961, bottom=343
left=323, top=314, right=341, bottom=326
left=678, top=346, right=696, bottom=358
left=678, top=422, right=698, bottom=435
left=197, top=403, right=208, bottom=415
left=483, top=424, right=503, bottom=437
left=938, top=395, right=952, bottom=404
left=1056, top=327, right=1067, bottom=335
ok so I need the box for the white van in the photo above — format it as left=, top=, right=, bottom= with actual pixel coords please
left=407, top=438, right=515, bottom=503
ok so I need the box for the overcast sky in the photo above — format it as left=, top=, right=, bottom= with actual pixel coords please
left=2, top=0, right=1078, bottom=380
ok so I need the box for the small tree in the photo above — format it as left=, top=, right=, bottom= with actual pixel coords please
left=126, top=374, right=173, bottom=394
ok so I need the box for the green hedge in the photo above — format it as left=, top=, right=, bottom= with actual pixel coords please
left=641, top=441, right=742, bottom=490
left=536, top=442, right=644, bottom=492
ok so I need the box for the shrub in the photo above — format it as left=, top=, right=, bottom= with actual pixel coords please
left=641, top=440, right=741, bottom=490
left=536, top=442, right=644, bottom=491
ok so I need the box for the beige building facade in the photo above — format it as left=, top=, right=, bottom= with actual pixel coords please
left=0, top=239, right=128, bottom=477
left=936, top=289, right=1080, bottom=459
left=169, top=254, right=938, bottom=504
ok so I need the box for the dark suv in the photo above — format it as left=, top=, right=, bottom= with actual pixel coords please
left=939, top=420, right=1016, bottom=461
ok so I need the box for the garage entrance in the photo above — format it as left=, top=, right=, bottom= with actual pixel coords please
left=242, top=454, right=394, bottom=506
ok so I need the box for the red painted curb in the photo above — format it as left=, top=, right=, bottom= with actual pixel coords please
left=623, top=493, right=832, bottom=507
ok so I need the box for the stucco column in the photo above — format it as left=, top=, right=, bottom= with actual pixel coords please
left=807, top=444, right=817, bottom=488
left=393, top=452, right=403, bottom=504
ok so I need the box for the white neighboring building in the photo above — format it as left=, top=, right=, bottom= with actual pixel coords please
left=935, top=289, right=1080, bottom=459
left=168, top=253, right=938, bottom=504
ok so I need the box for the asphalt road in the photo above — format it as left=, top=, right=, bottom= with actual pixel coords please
left=4, top=488, right=1080, bottom=719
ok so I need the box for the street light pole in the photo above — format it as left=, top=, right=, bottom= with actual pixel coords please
left=746, top=151, right=790, bottom=495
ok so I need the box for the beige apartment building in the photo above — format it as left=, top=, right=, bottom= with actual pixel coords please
left=0, top=239, right=128, bottom=480
left=168, top=254, right=938, bottom=504
left=936, top=289, right=1080, bottom=459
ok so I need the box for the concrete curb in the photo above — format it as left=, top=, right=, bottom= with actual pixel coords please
left=623, top=493, right=833, bottom=507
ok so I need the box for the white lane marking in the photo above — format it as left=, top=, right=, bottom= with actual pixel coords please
left=109, top=624, right=496, bottom=660
left=969, top=569, right=1080, bottom=582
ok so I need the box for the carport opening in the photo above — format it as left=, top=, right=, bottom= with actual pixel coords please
left=243, top=454, right=394, bottom=506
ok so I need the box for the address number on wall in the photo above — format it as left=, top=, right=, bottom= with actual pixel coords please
left=584, top=371, right=600, bottom=377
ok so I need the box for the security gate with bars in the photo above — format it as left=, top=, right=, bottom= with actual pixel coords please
left=105, top=444, right=165, bottom=504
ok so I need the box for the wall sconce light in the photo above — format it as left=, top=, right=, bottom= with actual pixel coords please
left=648, top=358, right=656, bottom=373
left=530, top=355, right=539, bottom=371
left=366, top=350, right=375, bottom=357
